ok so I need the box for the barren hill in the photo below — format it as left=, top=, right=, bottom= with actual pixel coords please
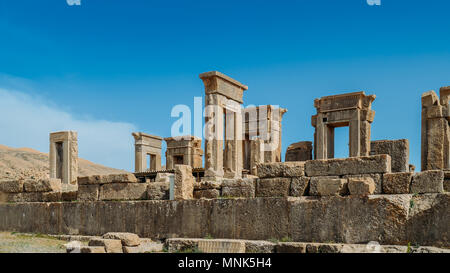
left=0, top=144, right=127, bottom=180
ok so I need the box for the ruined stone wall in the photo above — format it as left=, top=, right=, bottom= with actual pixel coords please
left=0, top=194, right=448, bottom=247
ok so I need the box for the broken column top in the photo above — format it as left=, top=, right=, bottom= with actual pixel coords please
left=314, top=91, right=376, bottom=113
left=199, top=71, right=248, bottom=103
left=164, top=135, right=201, bottom=142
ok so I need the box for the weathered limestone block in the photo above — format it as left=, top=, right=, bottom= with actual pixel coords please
left=370, top=139, right=409, bottom=172
left=256, top=162, right=305, bottom=178
left=194, top=181, right=222, bottom=190
left=343, top=174, right=382, bottom=194
left=194, top=189, right=220, bottom=199
left=383, top=172, right=413, bottom=194
left=275, top=242, right=307, bottom=253
left=305, top=155, right=391, bottom=177
left=61, top=191, right=77, bottom=201
left=42, top=191, right=62, bottom=202
left=147, top=182, right=169, bottom=200
left=77, top=184, right=99, bottom=201
left=411, top=170, right=444, bottom=193
left=198, top=239, right=246, bottom=253
left=99, top=183, right=147, bottom=201
left=348, top=177, right=375, bottom=195
left=103, top=173, right=137, bottom=184
left=80, top=246, right=106, bottom=253
left=24, top=179, right=61, bottom=192
left=5, top=192, right=43, bottom=202
left=174, top=165, right=194, bottom=200
left=445, top=180, right=450, bottom=192
left=256, top=178, right=291, bottom=197
left=309, top=177, right=348, bottom=196
left=221, top=179, right=255, bottom=198
left=88, top=238, right=123, bottom=253
left=244, top=240, right=275, bottom=253
left=77, top=175, right=104, bottom=185
left=103, top=232, right=140, bottom=247
left=290, top=177, right=310, bottom=197
left=0, top=180, right=24, bottom=193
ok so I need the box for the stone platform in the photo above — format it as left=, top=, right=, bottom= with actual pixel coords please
left=0, top=194, right=448, bottom=248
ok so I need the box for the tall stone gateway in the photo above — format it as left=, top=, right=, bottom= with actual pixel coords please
left=132, top=132, right=162, bottom=172
left=311, top=92, right=376, bottom=159
left=421, top=87, right=450, bottom=171
left=200, top=71, right=248, bottom=179
left=49, top=131, right=78, bottom=185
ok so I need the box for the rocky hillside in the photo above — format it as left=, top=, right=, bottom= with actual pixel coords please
left=0, top=144, right=127, bottom=180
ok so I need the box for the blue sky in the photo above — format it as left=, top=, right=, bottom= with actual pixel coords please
left=1, top=0, right=450, bottom=171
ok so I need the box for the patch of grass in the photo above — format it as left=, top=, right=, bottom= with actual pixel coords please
left=280, top=236, right=292, bottom=242
left=204, top=234, right=214, bottom=239
left=268, top=238, right=279, bottom=244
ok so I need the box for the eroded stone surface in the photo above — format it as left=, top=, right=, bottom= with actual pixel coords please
left=383, top=172, right=412, bottom=194
left=103, top=232, right=140, bottom=247
left=348, top=177, right=375, bottom=195
left=99, top=183, right=147, bottom=201
left=256, top=162, right=305, bottom=178
left=290, top=177, right=310, bottom=197
left=411, top=170, right=444, bottom=193
left=305, top=155, right=391, bottom=177
left=309, top=177, right=348, bottom=196
left=0, top=180, right=24, bottom=193
left=256, top=178, right=291, bottom=197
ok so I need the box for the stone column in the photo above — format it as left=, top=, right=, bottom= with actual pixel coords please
left=250, top=138, right=264, bottom=175
left=349, top=109, right=361, bottom=157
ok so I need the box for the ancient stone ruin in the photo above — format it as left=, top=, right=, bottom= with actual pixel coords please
left=0, top=71, right=449, bottom=253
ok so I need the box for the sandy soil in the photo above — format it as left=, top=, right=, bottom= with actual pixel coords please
left=0, top=232, right=70, bottom=253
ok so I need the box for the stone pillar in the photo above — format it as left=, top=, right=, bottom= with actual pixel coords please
left=174, top=164, right=194, bottom=200
left=200, top=71, right=248, bottom=179
left=132, top=132, right=162, bottom=172
left=49, top=131, right=78, bottom=185
left=421, top=88, right=450, bottom=171
left=250, top=138, right=264, bottom=175
left=349, top=109, right=361, bottom=157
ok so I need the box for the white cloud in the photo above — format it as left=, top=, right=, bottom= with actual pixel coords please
left=0, top=88, right=137, bottom=171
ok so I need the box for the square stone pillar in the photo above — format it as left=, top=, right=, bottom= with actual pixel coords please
left=200, top=71, right=248, bottom=179
left=250, top=138, right=264, bottom=175
left=132, top=132, right=162, bottom=172
left=49, top=131, right=78, bottom=185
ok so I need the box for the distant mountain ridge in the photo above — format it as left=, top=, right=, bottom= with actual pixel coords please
left=0, top=144, right=127, bottom=180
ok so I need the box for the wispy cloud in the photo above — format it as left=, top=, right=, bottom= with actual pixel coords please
left=0, top=87, right=137, bottom=171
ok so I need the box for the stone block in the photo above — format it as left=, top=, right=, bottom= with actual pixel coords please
left=0, top=180, right=24, bottom=193
left=80, top=246, right=106, bottom=253
left=194, top=189, right=220, bottom=199
left=256, top=178, right=291, bottom=197
left=194, top=181, right=222, bottom=190
left=42, top=191, right=62, bottom=202
left=383, top=172, right=413, bottom=194
left=102, top=173, right=138, bottom=184
left=370, top=139, right=409, bottom=172
left=61, top=191, right=77, bottom=201
left=348, top=177, right=375, bottom=195
left=77, top=184, right=99, bottom=201
left=445, top=180, right=450, bottom=192
left=305, top=155, right=391, bottom=177
left=221, top=179, right=255, bottom=198
left=24, top=179, right=61, bottom=192
left=309, top=177, right=348, bottom=196
left=285, top=141, right=313, bottom=162
left=147, top=182, right=169, bottom=200
left=6, top=192, right=43, bottom=202
left=244, top=240, right=275, bottom=253
left=197, top=239, right=246, bottom=253
left=256, top=162, right=305, bottom=178
left=103, top=232, right=140, bottom=247
left=174, top=165, right=194, bottom=200
left=77, top=175, right=104, bottom=185
left=343, top=174, right=382, bottom=194
left=275, top=242, right=307, bottom=253
left=99, top=183, right=147, bottom=201
left=411, top=170, right=444, bottom=193
left=290, top=177, right=310, bottom=197
left=89, top=238, right=123, bottom=253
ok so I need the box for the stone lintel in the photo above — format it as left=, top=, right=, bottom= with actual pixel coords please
left=199, top=71, right=248, bottom=90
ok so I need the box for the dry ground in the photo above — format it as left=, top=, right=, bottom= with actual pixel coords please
left=0, top=232, right=70, bottom=253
